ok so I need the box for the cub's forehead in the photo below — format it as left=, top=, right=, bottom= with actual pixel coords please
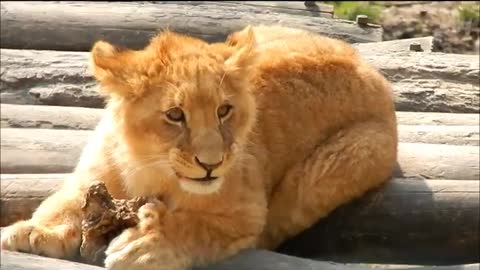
left=143, top=51, right=236, bottom=109
left=169, top=76, right=228, bottom=108
left=155, top=70, right=229, bottom=110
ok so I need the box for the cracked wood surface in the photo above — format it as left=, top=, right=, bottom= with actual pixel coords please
left=0, top=1, right=380, bottom=52
left=1, top=49, right=477, bottom=113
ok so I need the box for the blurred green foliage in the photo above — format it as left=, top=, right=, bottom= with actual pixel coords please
left=457, top=2, right=480, bottom=24
left=323, top=1, right=384, bottom=24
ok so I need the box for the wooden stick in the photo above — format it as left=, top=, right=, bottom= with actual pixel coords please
left=2, top=48, right=477, bottom=113
left=1, top=128, right=478, bottom=178
left=2, top=104, right=479, bottom=130
left=1, top=178, right=478, bottom=265
left=0, top=1, right=380, bottom=52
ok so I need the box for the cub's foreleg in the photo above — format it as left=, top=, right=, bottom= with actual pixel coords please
left=1, top=178, right=87, bottom=258
left=103, top=199, right=266, bottom=270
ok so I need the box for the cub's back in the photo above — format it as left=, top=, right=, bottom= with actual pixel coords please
left=234, top=26, right=396, bottom=181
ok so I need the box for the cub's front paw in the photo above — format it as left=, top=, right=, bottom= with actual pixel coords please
left=1, top=220, right=81, bottom=259
left=104, top=201, right=188, bottom=270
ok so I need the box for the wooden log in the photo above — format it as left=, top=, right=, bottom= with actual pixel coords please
left=396, top=111, right=480, bottom=126
left=361, top=52, right=479, bottom=113
left=277, top=179, right=480, bottom=265
left=0, top=250, right=105, bottom=270
left=0, top=129, right=90, bottom=174
left=1, top=104, right=102, bottom=130
left=211, top=1, right=334, bottom=18
left=353, top=36, right=434, bottom=53
left=2, top=177, right=478, bottom=265
left=3, top=250, right=478, bottom=270
left=0, top=174, right=67, bottom=226
left=2, top=104, right=479, bottom=146
left=1, top=49, right=477, bottom=113
left=398, top=125, right=479, bottom=146
left=3, top=105, right=479, bottom=145
left=0, top=1, right=381, bottom=52
left=2, top=104, right=479, bottom=130
left=397, top=142, right=479, bottom=180
left=1, top=128, right=479, bottom=178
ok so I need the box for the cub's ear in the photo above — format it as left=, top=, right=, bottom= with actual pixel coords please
left=224, top=26, right=257, bottom=76
left=90, top=41, right=148, bottom=99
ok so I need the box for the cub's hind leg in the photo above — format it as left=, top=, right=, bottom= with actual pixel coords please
left=258, top=120, right=397, bottom=249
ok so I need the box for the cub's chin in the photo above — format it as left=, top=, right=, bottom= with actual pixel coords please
left=178, top=177, right=225, bottom=195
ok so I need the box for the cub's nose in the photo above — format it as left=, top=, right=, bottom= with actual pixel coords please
left=195, top=156, right=223, bottom=172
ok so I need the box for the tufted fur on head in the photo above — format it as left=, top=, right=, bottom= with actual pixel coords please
left=88, top=27, right=259, bottom=195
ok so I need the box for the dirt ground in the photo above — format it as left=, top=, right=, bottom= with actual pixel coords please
left=379, top=1, right=480, bottom=54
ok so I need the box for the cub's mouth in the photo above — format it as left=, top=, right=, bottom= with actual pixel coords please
left=176, top=171, right=224, bottom=194
left=187, top=176, right=219, bottom=182
left=175, top=172, right=218, bottom=183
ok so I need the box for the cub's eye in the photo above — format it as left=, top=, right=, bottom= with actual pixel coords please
left=165, top=108, right=185, bottom=123
left=217, top=104, right=233, bottom=119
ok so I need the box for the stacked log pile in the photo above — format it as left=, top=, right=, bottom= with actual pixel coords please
left=0, top=1, right=478, bottom=269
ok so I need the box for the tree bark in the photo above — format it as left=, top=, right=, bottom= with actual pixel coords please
left=1, top=49, right=477, bottom=113
left=1, top=128, right=478, bottom=178
left=2, top=104, right=479, bottom=130
left=1, top=178, right=478, bottom=265
left=0, top=1, right=380, bottom=52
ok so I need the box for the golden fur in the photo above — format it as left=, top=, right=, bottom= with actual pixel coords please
left=1, top=25, right=398, bottom=269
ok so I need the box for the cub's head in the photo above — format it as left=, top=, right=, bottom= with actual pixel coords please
left=90, top=28, right=257, bottom=194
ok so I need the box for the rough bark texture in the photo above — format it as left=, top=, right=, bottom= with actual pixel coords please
left=1, top=178, right=478, bottom=265
left=361, top=51, right=479, bottom=113
left=2, top=250, right=478, bottom=270
left=2, top=49, right=477, bottom=113
left=1, top=128, right=478, bottom=178
left=2, top=104, right=479, bottom=130
left=0, top=1, right=380, bottom=52
left=0, top=49, right=103, bottom=107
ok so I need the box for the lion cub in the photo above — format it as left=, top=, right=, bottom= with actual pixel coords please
left=1, top=25, right=397, bottom=270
